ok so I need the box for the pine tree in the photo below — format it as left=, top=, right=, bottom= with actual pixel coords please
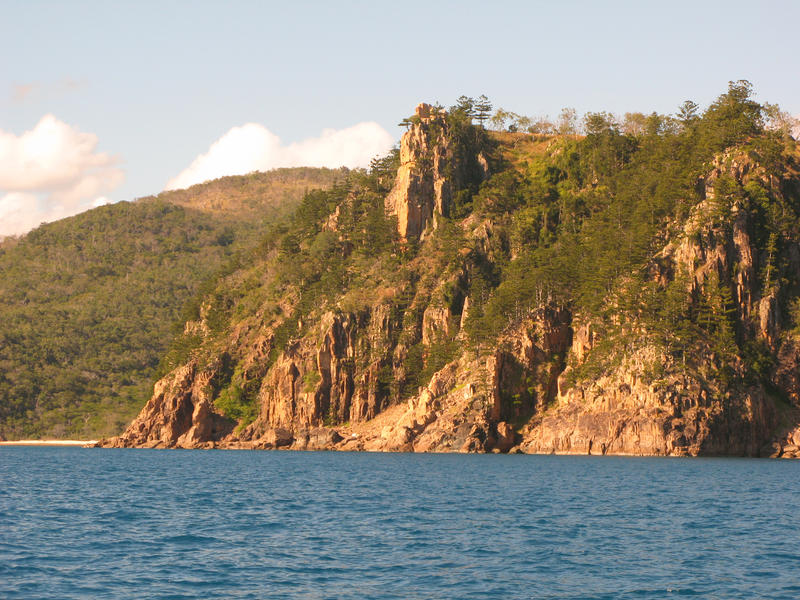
left=474, top=95, right=492, bottom=127
left=454, top=96, right=476, bottom=120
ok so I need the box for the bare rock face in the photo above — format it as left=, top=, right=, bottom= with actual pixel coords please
left=385, top=103, right=487, bottom=240
left=758, top=292, right=781, bottom=349
left=385, top=105, right=450, bottom=240
left=773, top=336, right=800, bottom=405
left=773, top=406, right=800, bottom=458
left=292, top=428, right=344, bottom=451
left=493, top=421, right=517, bottom=453
left=250, top=308, right=398, bottom=433
left=102, top=361, right=234, bottom=448
left=488, top=304, right=572, bottom=422
left=252, top=427, right=294, bottom=449
left=521, top=346, right=776, bottom=456
left=362, top=306, right=572, bottom=454
left=422, top=304, right=454, bottom=346
left=570, top=322, right=596, bottom=365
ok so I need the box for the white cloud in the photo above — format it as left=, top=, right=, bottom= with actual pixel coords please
left=0, top=115, right=123, bottom=236
left=165, top=121, right=395, bottom=191
left=0, top=192, right=40, bottom=238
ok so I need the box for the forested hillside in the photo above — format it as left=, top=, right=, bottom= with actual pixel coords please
left=0, top=168, right=343, bottom=439
left=105, top=83, right=800, bottom=457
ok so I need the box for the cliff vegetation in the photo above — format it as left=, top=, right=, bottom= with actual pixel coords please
left=105, top=83, right=800, bottom=457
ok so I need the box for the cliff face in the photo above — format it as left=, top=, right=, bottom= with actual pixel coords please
left=519, top=151, right=800, bottom=457
left=102, top=104, right=800, bottom=457
left=247, top=307, right=397, bottom=432
left=522, top=347, right=777, bottom=457
left=385, top=103, right=488, bottom=240
left=104, top=360, right=235, bottom=448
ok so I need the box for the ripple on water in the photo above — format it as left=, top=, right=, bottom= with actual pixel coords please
left=1, top=449, right=800, bottom=599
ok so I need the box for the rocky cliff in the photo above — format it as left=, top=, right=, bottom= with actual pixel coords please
left=385, top=103, right=488, bottom=240
left=517, top=150, right=800, bottom=457
left=102, top=96, right=800, bottom=457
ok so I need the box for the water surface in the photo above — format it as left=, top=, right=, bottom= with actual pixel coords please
left=1, top=448, right=798, bottom=599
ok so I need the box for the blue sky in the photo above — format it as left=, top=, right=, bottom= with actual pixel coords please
left=1, top=0, right=798, bottom=234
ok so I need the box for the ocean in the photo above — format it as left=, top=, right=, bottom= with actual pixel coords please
left=1, top=447, right=799, bottom=599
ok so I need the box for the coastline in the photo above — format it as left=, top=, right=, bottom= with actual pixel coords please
left=95, top=436, right=798, bottom=458
left=0, top=440, right=98, bottom=447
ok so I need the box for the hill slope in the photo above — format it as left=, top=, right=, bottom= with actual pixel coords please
left=103, top=86, right=800, bottom=456
left=0, top=167, right=343, bottom=439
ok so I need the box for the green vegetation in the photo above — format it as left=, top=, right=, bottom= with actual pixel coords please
left=151, top=167, right=345, bottom=214
left=465, top=83, right=799, bottom=380
left=167, top=83, right=799, bottom=428
left=3, top=84, right=798, bottom=439
left=0, top=168, right=342, bottom=439
left=214, top=366, right=260, bottom=428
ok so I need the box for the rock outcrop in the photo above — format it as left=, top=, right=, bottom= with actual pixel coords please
left=101, top=111, right=800, bottom=459
left=521, top=346, right=776, bottom=456
left=245, top=307, right=399, bottom=435
left=103, top=361, right=234, bottom=448
left=517, top=151, right=796, bottom=457
left=385, top=103, right=488, bottom=240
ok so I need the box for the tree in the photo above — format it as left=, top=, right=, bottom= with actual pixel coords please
left=762, top=232, right=778, bottom=294
left=763, top=102, right=800, bottom=139
left=556, top=107, right=579, bottom=136
left=677, top=100, right=699, bottom=125
left=490, top=108, right=535, bottom=133
left=528, top=117, right=555, bottom=135
left=474, top=95, right=492, bottom=127
left=696, top=272, right=738, bottom=372
left=489, top=108, right=512, bottom=131
left=702, top=80, right=763, bottom=149
left=621, top=112, right=648, bottom=136
left=489, top=108, right=514, bottom=131
left=515, top=114, right=532, bottom=132
left=583, top=111, right=617, bottom=136
left=454, top=96, right=476, bottom=121
left=369, top=147, right=400, bottom=179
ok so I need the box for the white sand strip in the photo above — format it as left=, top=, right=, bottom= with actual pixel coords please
left=0, top=440, right=98, bottom=446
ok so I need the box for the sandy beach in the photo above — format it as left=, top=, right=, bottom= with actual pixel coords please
left=0, top=440, right=98, bottom=446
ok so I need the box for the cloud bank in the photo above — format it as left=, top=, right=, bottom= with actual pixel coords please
left=0, top=115, right=123, bottom=236
left=165, top=121, right=395, bottom=191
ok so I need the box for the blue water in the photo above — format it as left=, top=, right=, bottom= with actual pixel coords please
left=1, top=449, right=799, bottom=599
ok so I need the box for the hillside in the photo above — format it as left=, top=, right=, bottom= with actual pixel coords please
left=150, top=167, right=345, bottom=217
left=0, top=167, right=343, bottom=439
left=99, top=84, right=799, bottom=456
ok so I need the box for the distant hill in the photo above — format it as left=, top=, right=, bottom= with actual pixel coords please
left=0, top=167, right=344, bottom=439
left=151, top=167, right=347, bottom=217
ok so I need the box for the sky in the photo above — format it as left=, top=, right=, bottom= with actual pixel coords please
left=1, top=0, right=799, bottom=236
